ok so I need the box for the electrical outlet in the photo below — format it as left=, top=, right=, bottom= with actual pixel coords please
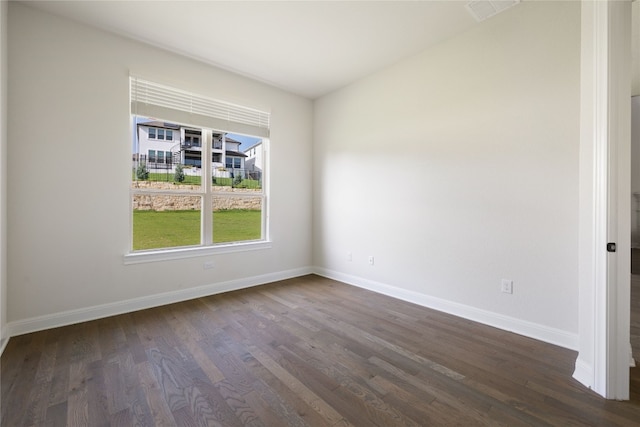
left=501, top=279, right=513, bottom=294
left=203, top=261, right=214, bottom=270
left=368, top=256, right=375, bottom=266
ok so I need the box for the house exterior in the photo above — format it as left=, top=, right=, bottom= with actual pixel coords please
left=135, top=121, right=181, bottom=169
left=135, top=121, right=247, bottom=177
left=243, top=140, right=263, bottom=181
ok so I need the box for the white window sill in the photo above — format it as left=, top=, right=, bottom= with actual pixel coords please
left=123, top=240, right=272, bottom=265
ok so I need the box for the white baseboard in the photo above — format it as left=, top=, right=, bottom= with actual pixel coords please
left=573, top=357, right=594, bottom=391
left=0, top=336, right=8, bottom=357
left=5, top=266, right=579, bottom=354
left=7, top=267, right=313, bottom=337
left=0, top=324, right=8, bottom=356
left=314, top=267, right=579, bottom=351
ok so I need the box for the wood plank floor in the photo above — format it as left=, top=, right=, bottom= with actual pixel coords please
left=2, top=274, right=640, bottom=426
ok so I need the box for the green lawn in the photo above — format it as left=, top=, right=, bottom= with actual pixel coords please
left=133, top=209, right=262, bottom=250
left=147, top=172, right=201, bottom=185
left=213, top=209, right=263, bottom=243
left=139, top=173, right=261, bottom=189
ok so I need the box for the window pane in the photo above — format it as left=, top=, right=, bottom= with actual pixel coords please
left=166, top=130, right=173, bottom=141
left=132, top=195, right=201, bottom=250
left=158, top=129, right=165, bottom=140
left=212, top=195, right=262, bottom=243
left=149, top=128, right=156, bottom=139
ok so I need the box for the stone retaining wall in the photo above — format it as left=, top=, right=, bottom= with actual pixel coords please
left=133, top=182, right=261, bottom=211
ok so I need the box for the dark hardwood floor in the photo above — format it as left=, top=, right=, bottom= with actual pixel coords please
left=2, top=274, right=640, bottom=426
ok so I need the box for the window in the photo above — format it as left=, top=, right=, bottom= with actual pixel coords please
left=184, top=152, right=201, bottom=167
left=129, top=77, right=270, bottom=260
left=226, top=157, right=242, bottom=169
left=185, top=135, right=201, bottom=147
left=148, top=127, right=173, bottom=141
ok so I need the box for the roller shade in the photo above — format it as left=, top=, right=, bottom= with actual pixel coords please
left=131, top=77, right=270, bottom=137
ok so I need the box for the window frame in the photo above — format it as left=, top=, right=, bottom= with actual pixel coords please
left=127, top=122, right=270, bottom=264
left=126, top=77, right=271, bottom=264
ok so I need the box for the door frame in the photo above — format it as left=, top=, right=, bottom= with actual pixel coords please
left=574, top=0, right=632, bottom=400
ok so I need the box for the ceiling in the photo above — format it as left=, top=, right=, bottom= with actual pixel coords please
left=21, top=0, right=487, bottom=99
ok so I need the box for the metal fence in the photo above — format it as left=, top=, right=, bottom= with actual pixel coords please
left=133, top=157, right=262, bottom=189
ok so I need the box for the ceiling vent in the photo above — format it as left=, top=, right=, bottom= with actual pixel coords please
left=465, top=0, right=521, bottom=22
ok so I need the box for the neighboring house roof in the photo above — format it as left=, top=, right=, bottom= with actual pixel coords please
left=243, top=140, right=262, bottom=153
left=226, top=150, right=247, bottom=158
left=138, top=121, right=181, bottom=130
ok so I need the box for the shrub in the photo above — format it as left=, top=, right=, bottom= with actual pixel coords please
left=136, top=162, right=149, bottom=180
left=174, top=164, right=185, bottom=183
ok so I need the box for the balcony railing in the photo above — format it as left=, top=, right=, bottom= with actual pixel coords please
left=181, top=143, right=202, bottom=150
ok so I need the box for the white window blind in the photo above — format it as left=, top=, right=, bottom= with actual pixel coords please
left=130, top=77, right=270, bottom=138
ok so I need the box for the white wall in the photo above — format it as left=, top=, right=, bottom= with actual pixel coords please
left=633, top=1, right=639, bottom=97
left=0, top=0, right=8, bottom=350
left=632, top=97, right=640, bottom=247
left=630, top=2, right=640, bottom=245
left=7, top=3, right=313, bottom=330
left=313, top=1, right=581, bottom=348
